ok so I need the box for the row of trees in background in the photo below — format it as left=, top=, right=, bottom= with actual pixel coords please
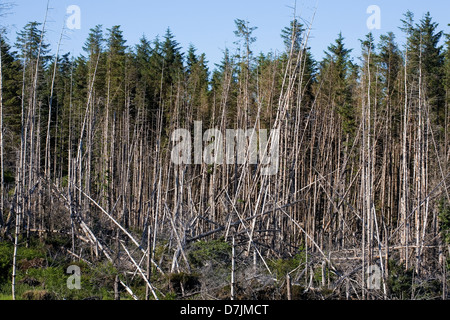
left=0, top=6, right=450, bottom=299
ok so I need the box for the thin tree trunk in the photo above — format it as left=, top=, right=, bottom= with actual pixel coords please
left=401, top=50, right=409, bottom=268
left=231, top=236, right=236, bottom=300
left=11, top=209, right=20, bottom=300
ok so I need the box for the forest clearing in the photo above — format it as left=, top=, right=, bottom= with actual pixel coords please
left=0, top=1, right=449, bottom=301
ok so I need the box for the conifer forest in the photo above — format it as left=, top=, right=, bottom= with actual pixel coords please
left=0, top=1, right=450, bottom=301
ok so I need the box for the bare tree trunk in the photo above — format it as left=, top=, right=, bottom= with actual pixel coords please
left=401, top=50, right=410, bottom=268
left=11, top=208, right=20, bottom=300
left=231, top=236, right=236, bottom=300
left=286, top=273, right=292, bottom=300
left=45, top=25, right=64, bottom=180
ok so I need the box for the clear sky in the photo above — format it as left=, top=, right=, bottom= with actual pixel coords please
left=1, top=0, right=449, bottom=70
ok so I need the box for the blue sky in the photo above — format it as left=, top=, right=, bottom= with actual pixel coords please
left=1, top=0, right=449, bottom=70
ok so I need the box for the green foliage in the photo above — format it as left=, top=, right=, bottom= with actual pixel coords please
left=22, top=290, right=55, bottom=300
left=0, top=35, right=22, bottom=148
left=438, top=199, right=450, bottom=245
left=413, top=279, right=442, bottom=300
left=234, top=19, right=257, bottom=58
left=0, top=241, right=47, bottom=288
left=163, top=291, right=178, bottom=300
left=188, top=238, right=231, bottom=268
left=281, top=19, right=305, bottom=52
left=445, top=26, right=450, bottom=98
left=161, top=28, right=184, bottom=89
left=440, top=200, right=450, bottom=268
left=0, top=237, right=125, bottom=300
left=26, top=267, right=66, bottom=296
left=0, top=243, right=13, bottom=284
left=319, top=33, right=357, bottom=137
left=387, top=260, right=414, bottom=299
left=401, top=11, right=445, bottom=126
left=168, top=272, right=201, bottom=296
left=268, top=251, right=306, bottom=280
left=15, top=21, right=51, bottom=64
left=83, top=24, right=104, bottom=58
left=0, top=293, right=13, bottom=300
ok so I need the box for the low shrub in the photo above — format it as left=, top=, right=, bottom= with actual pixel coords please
left=188, top=238, right=231, bottom=268
left=22, top=290, right=55, bottom=300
